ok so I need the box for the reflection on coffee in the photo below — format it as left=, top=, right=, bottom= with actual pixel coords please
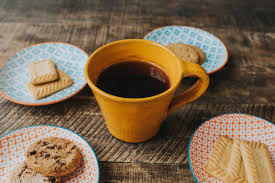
left=96, top=61, right=170, bottom=98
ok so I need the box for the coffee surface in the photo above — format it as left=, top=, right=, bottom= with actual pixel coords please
left=96, top=61, right=170, bottom=98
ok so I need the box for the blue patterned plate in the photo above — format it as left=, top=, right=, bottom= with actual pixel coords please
left=144, top=26, right=228, bottom=74
left=0, top=42, right=88, bottom=105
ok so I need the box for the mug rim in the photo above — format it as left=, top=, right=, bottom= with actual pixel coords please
left=84, top=39, right=183, bottom=102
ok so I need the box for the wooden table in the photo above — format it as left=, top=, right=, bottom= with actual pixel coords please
left=0, top=0, right=274, bottom=182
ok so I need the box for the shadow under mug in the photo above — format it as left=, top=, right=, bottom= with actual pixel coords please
left=85, top=39, right=209, bottom=143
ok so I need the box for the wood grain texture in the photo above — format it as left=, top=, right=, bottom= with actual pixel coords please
left=0, top=0, right=275, bottom=182
left=99, top=162, right=195, bottom=183
left=0, top=23, right=274, bottom=103
left=0, top=102, right=274, bottom=164
left=0, top=0, right=274, bottom=32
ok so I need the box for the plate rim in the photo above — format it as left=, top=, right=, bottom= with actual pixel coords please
left=143, top=25, right=229, bottom=74
left=187, top=113, right=274, bottom=183
left=0, top=124, right=100, bottom=183
left=0, top=42, right=88, bottom=106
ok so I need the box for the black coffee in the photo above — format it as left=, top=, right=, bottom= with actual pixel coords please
left=96, top=61, right=170, bottom=98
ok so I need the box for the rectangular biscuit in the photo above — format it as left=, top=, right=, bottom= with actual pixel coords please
left=240, top=140, right=275, bottom=183
left=29, top=59, right=59, bottom=84
left=224, top=139, right=247, bottom=183
left=27, top=70, right=73, bottom=99
left=206, top=136, right=233, bottom=180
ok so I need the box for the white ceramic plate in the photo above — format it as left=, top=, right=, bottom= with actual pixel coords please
left=144, top=26, right=229, bottom=74
left=188, top=113, right=274, bottom=183
left=0, top=42, right=88, bottom=105
left=0, top=125, right=99, bottom=183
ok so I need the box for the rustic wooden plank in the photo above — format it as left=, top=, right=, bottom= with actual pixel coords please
left=0, top=0, right=275, bottom=32
left=0, top=102, right=274, bottom=164
left=99, top=162, right=195, bottom=183
left=0, top=22, right=275, bottom=103
left=0, top=23, right=146, bottom=61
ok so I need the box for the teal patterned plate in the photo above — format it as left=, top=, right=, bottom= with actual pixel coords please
left=144, top=26, right=229, bottom=74
left=0, top=42, right=88, bottom=105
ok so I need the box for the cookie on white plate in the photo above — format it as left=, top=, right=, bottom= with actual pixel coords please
left=25, top=137, right=82, bottom=177
left=9, top=161, right=61, bottom=183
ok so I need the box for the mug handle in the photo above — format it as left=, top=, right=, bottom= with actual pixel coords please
left=168, top=61, right=210, bottom=114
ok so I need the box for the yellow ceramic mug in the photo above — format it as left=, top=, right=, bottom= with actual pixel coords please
left=85, top=39, right=209, bottom=143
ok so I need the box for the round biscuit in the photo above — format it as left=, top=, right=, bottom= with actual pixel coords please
left=167, top=43, right=200, bottom=64
left=25, top=137, right=82, bottom=177
left=9, top=161, right=61, bottom=183
left=188, top=45, right=206, bottom=64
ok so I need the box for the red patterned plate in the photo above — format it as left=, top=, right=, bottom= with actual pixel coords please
left=188, top=113, right=274, bottom=183
left=0, top=125, right=99, bottom=183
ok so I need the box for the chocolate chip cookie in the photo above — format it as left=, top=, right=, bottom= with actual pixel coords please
left=25, top=137, right=82, bottom=177
left=9, top=161, right=61, bottom=183
left=167, top=43, right=200, bottom=64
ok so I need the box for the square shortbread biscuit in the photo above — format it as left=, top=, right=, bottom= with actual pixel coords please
left=27, top=70, right=73, bottom=99
left=29, top=60, right=59, bottom=84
